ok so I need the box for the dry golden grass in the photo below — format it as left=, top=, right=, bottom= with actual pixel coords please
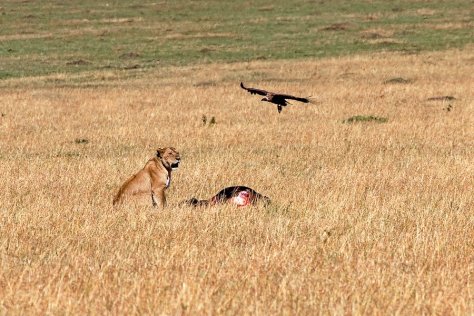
left=1, top=49, right=473, bottom=315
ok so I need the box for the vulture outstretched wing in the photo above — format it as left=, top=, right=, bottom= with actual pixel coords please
left=240, top=82, right=268, bottom=96
left=276, top=93, right=310, bottom=103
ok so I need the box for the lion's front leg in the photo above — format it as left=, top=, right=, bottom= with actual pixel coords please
left=151, top=193, right=158, bottom=207
left=151, top=189, right=166, bottom=209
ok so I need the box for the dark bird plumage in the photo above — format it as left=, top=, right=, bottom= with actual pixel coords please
left=240, top=82, right=310, bottom=113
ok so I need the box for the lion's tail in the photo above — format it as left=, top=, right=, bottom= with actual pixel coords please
left=112, top=195, right=121, bottom=206
left=112, top=189, right=125, bottom=206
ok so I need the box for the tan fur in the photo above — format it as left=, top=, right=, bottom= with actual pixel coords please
left=113, top=147, right=180, bottom=208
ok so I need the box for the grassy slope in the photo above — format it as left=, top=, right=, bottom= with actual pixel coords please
left=0, top=0, right=473, bottom=81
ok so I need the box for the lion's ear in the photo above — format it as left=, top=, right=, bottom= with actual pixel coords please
left=156, top=147, right=165, bottom=158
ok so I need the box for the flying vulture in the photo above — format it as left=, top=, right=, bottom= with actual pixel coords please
left=240, top=82, right=310, bottom=113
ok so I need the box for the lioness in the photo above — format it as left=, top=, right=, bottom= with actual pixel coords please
left=113, top=147, right=180, bottom=208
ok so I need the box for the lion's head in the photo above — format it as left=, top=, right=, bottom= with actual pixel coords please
left=157, top=147, right=181, bottom=170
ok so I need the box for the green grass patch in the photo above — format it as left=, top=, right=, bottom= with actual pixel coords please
left=384, top=77, right=412, bottom=84
left=343, top=115, right=388, bottom=124
left=0, top=0, right=472, bottom=82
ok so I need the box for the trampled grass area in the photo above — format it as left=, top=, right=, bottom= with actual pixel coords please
left=1, top=50, right=473, bottom=314
left=0, top=0, right=473, bottom=82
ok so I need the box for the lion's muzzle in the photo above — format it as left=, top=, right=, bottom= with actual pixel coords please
left=171, top=159, right=180, bottom=170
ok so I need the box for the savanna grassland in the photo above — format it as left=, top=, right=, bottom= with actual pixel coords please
left=1, top=0, right=474, bottom=315
left=1, top=0, right=473, bottom=82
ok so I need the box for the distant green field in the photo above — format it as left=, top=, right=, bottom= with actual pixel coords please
left=0, top=0, right=472, bottom=80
